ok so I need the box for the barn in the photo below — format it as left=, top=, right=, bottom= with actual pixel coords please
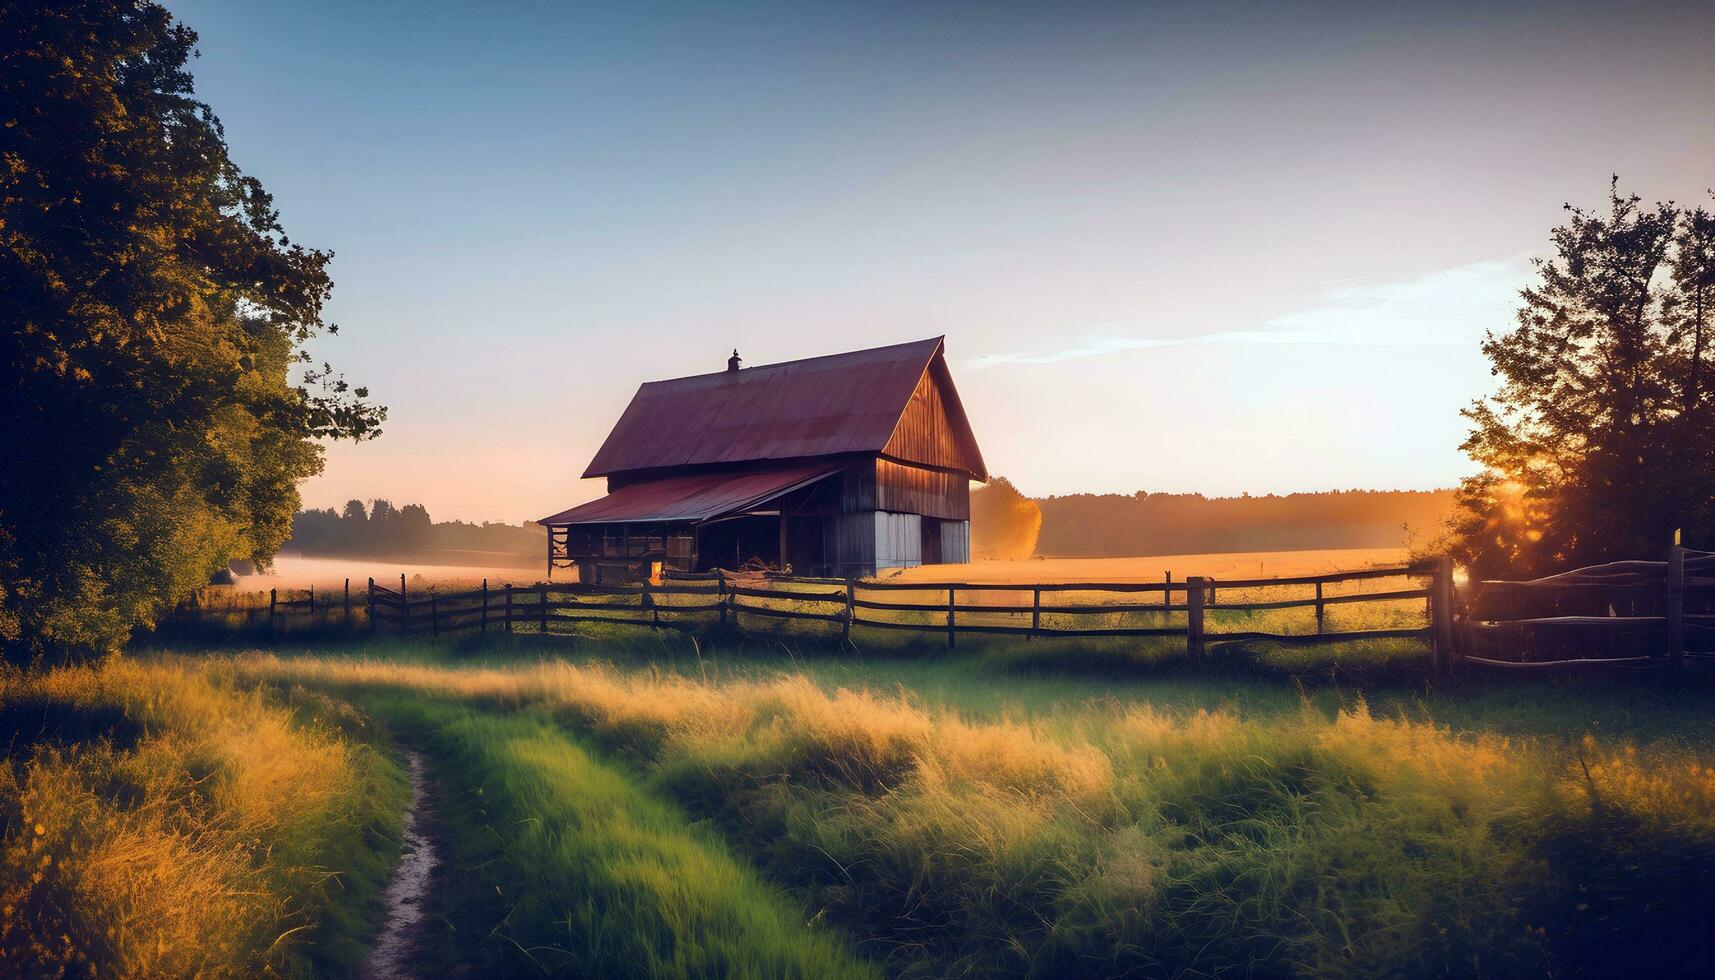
left=537, top=337, right=988, bottom=581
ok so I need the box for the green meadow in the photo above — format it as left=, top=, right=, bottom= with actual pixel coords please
left=7, top=631, right=1715, bottom=977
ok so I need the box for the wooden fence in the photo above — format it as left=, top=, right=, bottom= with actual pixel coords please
left=295, top=561, right=1460, bottom=675
left=174, top=549, right=1715, bottom=679
left=1459, top=546, right=1715, bottom=671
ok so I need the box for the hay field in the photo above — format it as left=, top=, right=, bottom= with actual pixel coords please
left=892, top=546, right=1410, bottom=584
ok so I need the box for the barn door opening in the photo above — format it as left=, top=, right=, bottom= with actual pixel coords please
left=920, top=519, right=943, bottom=565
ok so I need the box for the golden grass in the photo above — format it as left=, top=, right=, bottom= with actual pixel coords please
left=220, top=651, right=1715, bottom=975
left=890, top=547, right=1411, bottom=584
left=0, top=659, right=404, bottom=978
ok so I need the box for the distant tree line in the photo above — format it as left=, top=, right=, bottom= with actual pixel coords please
left=288, top=501, right=543, bottom=565
left=1027, top=489, right=1453, bottom=558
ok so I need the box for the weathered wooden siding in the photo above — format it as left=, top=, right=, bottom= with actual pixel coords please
left=875, top=512, right=922, bottom=570
left=840, top=459, right=969, bottom=521
left=881, top=361, right=984, bottom=476
left=825, top=512, right=877, bottom=577
left=875, top=459, right=969, bottom=520
left=939, top=519, right=970, bottom=563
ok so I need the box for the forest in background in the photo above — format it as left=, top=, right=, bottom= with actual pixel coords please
left=290, top=488, right=1453, bottom=569
left=1031, top=489, right=1455, bottom=557
left=287, top=500, right=544, bottom=566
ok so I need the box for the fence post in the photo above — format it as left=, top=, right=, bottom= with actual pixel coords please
left=269, top=588, right=277, bottom=639
left=431, top=593, right=439, bottom=635
left=1667, top=544, right=1686, bottom=666
left=1430, top=557, right=1456, bottom=683
left=645, top=582, right=659, bottom=629
left=308, top=584, right=314, bottom=616
left=947, top=585, right=956, bottom=650
left=367, top=578, right=376, bottom=632
left=1164, top=571, right=1172, bottom=609
left=842, top=578, right=855, bottom=642
left=539, top=583, right=548, bottom=634
left=344, top=578, right=351, bottom=628
left=401, top=573, right=407, bottom=602
left=1314, top=580, right=1325, bottom=634
left=718, top=571, right=729, bottom=627
left=481, top=579, right=489, bottom=634
left=1031, top=587, right=1041, bottom=637
left=504, top=584, right=514, bottom=633
left=1186, top=576, right=1205, bottom=657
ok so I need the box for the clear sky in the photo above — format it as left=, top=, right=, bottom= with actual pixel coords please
left=168, top=0, right=1715, bottom=522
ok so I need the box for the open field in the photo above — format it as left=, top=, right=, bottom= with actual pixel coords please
left=113, top=634, right=1715, bottom=975
left=222, top=554, right=537, bottom=593
left=217, top=639, right=1715, bottom=977
left=12, top=628, right=1715, bottom=976
left=893, top=547, right=1411, bottom=584
left=221, top=547, right=1414, bottom=596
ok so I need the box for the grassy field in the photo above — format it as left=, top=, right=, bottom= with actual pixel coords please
left=887, top=547, right=1412, bottom=584
left=12, top=629, right=1715, bottom=977
left=211, top=634, right=1715, bottom=977
left=351, top=694, right=877, bottom=977
left=0, top=658, right=406, bottom=977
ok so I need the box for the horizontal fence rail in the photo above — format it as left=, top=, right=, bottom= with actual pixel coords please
left=1459, top=545, right=1715, bottom=671
left=176, top=561, right=1457, bottom=676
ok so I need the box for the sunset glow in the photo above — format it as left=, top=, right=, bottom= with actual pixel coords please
left=160, top=0, right=1715, bottom=521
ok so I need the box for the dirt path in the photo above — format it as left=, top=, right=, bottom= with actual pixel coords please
left=362, top=751, right=442, bottom=980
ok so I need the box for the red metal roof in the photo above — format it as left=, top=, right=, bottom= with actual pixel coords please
left=583, top=337, right=975, bottom=477
left=537, top=463, right=840, bottom=526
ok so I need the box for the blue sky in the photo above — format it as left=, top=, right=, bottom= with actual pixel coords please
left=169, top=0, right=1715, bottom=521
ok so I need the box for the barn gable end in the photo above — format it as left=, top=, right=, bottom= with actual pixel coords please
left=881, top=356, right=986, bottom=478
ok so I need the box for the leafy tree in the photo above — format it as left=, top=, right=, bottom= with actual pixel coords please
left=0, top=1, right=383, bottom=656
left=1452, top=181, right=1715, bottom=577
left=971, top=477, right=1042, bottom=560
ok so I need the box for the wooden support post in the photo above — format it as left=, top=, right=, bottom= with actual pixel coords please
left=1164, top=571, right=1172, bottom=609
left=269, top=588, right=277, bottom=638
left=344, top=578, right=351, bottom=628
left=842, top=579, right=855, bottom=642
left=401, top=573, right=407, bottom=600
left=504, top=584, right=514, bottom=633
left=1667, top=544, right=1686, bottom=666
left=947, top=586, right=956, bottom=650
left=1314, top=580, right=1325, bottom=634
left=481, top=579, right=489, bottom=634
left=1031, top=587, right=1041, bottom=637
left=1430, top=557, right=1456, bottom=683
left=645, top=583, right=659, bottom=629
left=1186, top=576, right=1206, bottom=657
left=539, top=583, right=548, bottom=634
left=718, top=570, right=729, bottom=627
left=367, top=578, right=376, bottom=632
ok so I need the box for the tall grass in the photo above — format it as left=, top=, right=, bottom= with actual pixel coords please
left=361, top=695, right=879, bottom=977
left=0, top=659, right=406, bottom=977
left=228, top=652, right=1715, bottom=977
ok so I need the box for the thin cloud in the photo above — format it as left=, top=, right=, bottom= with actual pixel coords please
left=971, top=256, right=1532, bottom=368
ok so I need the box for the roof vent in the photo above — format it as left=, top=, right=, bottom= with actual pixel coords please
left=727, top=349, right=742, bottom=373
